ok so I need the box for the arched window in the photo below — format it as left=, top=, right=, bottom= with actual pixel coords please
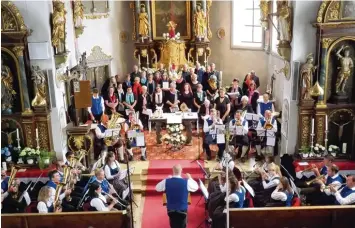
left=232, top=0, right=263, bottom=49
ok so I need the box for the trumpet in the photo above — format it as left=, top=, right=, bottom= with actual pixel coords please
left=263, top=118, right=273, bottom=130
left=235, top=119, right=242, bottom=126
left=306, top=174, right=324, bottom=185
left=301, top=163, right=323, bottom=174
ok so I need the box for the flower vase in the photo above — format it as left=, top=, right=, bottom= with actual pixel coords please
left=27, top=158, right=34, bottom=165
left=17, top=157, right=24, bottom=164
left=302, top=153, right=309, bottom=159
left=5, top=156, right=12, bottom=162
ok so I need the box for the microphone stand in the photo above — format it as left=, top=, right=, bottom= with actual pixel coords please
left=125, top=139, right=135, bottom=228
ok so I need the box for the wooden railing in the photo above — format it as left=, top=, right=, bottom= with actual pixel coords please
left=1, top=211, right=128, bottom=228
left=229, top=205, right=355, bottom=228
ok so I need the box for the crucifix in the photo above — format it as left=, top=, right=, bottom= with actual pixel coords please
left=331, top=114, right=354, bottom=141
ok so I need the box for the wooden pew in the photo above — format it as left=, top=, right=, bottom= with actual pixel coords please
left=2, top=211, right=128, bottom=228
left=229, top=205, right=355, bottom=228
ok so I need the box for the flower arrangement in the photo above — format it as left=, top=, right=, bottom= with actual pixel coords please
left=313, top=144, right=326, bottom=157
left=163, top=32, right=181, bottom=41
left=19, top=147, right=40, bottom=164
left=162, top=124, right=186, bottom=149
left=328, top=145, right=339, bottom=157
left=38, top=150, right=56, bottom=170
left=1, top=146, right=13, bottom=162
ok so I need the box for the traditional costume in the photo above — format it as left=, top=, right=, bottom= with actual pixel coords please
left=229, top=116, right=249, bottom=159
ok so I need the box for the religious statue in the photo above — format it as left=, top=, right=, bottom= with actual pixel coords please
left=270, top=0, right=292, bottom=42
left=335, top=45, right=354, bottom=94
left=1, top=59, right=16, bottom=114
left=331, top=114, right=353, bottom=141
left=73, top=0, right=84, bottom=28
left=138, top=4, right=149, bottom=38
left=300, top=53, right=317, bottom=100
left=193, top=4, right=207, bottom=39
left=31, top=66, right=47, bottom=107
left=167, top=21, right=177, bottom=38
left=52, top=1, right=66, bottom=54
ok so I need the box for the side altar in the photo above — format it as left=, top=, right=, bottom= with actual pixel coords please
left=297, top=0, right=355, bottom=161
left=130, top=0, right=213, bottom=70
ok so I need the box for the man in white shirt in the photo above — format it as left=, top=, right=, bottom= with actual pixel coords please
left=256, top=110, right=278, bottom=157
left=330, top=175, right=355, bottom=205
left=156, top=164, right=198, bottom=228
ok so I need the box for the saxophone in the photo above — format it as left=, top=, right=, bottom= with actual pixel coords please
left=264, top=118, right=273, bottom=130
left=104, top=113, right=123, bottom=146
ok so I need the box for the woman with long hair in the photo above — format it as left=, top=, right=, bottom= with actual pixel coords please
left=37, top=186, right=58, bottom=213
left=104, top=86, right=118, bottom=115
left=214, top=88, right=231, bottom=124
left=270, top=176, right=294, bottom=206
left=88, top=181, right=117, bottom=211
left=226, top=176, right=246, bottom=208
left=245, top=80, right=259, bottom=113
left=103, top=152, right=128, bottom=198
left=179, top=83, right=194, bottom=110
left=190, top=73, right=199, bottom=93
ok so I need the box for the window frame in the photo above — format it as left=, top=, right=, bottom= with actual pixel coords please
left=230, top=0, right=265, bottom=50
left=270, top=0, right=280, bottom=56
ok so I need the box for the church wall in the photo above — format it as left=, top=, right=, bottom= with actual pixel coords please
left=77, top=1, right=135, bottom=78
left=209, top=1, right=269, bottom=91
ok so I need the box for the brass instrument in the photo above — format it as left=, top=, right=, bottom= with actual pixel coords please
left=54, top=183, right=64, bottom=211
left=306, top=174, right=324, bottom=185
left=235, top=118, right=242, bottom=126
left=62, top=160, right=74, bottom=202
left=73, top=150, right=87, bottom=171
left=104, top=112, right=123, bottom=146
left=129, top=112, right=141, bottom=131
left=263, top=118, right=273, bottom=130
left=180, top=103, right=189, bottom=112
left=8, top=166, right=18, bottom=187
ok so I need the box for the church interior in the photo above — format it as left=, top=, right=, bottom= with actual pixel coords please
left=1, top=0, right=355, bottom=227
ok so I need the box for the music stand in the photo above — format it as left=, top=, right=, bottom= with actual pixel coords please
left=256, top=128, right=276, bottom=155
left=196, top=161, right=210, bottom=179
left=196, top=179, right=209, bottom=228
left=245, top=113, right=260, bottom=129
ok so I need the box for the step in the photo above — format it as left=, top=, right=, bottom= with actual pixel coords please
left=143, top=167, right=203, bottom=175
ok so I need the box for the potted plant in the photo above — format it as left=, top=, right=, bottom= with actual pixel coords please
left=328, top=145, right=339, bottom=157
left=19, top=147, right=40, bottom=165
left=299, top=146, right=310, bottom=158
left=38, top=150, right=55, bottom=169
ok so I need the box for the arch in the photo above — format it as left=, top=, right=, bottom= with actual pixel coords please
left=1, top=47, right=25, bottom=111
left=317, top=0, right=355, bottom=23
left=324, top=36, right=355, bottom=103
left=1, top=1, right=27, bottom=32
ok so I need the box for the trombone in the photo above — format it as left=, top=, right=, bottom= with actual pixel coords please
left=305, top=174, right=324, bottom=185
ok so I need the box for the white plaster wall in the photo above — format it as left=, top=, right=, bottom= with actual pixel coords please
left=13, top=0, right=77, bottom=160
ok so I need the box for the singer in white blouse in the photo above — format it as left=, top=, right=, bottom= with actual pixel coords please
left=37, top=186, right=60, bottom=213
left=261, top=163, right=281, bottom=189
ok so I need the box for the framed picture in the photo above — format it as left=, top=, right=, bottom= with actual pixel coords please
left=151, top=0, right=191, bottom=40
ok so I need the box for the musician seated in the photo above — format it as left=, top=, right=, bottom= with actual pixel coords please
left=124, top=111, right=147, bottom=161
left=1, top=169, right=9, bottom=193
left=37, top=186, right=60, bottom=213
left=246, top=155, right=275, bottom=184
left=203, top=108, right=225, bottom=161
left=269, top=177, right=294, bottom=207
left=95, top=114, right=125, bottom=162
left=215, top=152, right=235, bottom=173
left=255, top=110, right=277, bottom=158
left=88, top=181, right=118, bottom=211
left=313, top=155, right=335, bottom=177
left=46, top=170, right=72, bottom=212
left=65, top=151, right=86, bottom=172
left=229, top=110, right=249, bottom=161
left=88, top=88, right=105, bottom=123
left=103, top=152, right=129, bottom=199
left=257, top=93, right=275, bottom=117
left=225, top=176, right=246, bottom=209
left=2, top=178, right=30, bottom=213
left=261, top=163, right=281, bottom=190
left=84, top=168, right=111, bottom=195
left=330, top=175, right=355, bottom=205
left=91, top=147, right=108, bottom=171
left=314, top=164, right=343, bottom=205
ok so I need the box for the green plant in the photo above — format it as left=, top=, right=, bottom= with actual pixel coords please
left=38, top=150, right=55, bottom=170
left=299, top=146, right=310, bottom=154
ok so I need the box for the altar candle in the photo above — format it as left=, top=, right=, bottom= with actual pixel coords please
left=155, top=54, right=157, bottom=66
left=147, top=53, right=149, bottom=65
left=188, top=53, right=190, bottom=63
left=36, top=128, right=39, bottom=139
left=16, top=128, right=19, bottom=139
left=138, top=54, right=141, bottom=66
left=325, top=115, right=328, bottom=131
left=342, top=143, right=347, bottom=154
left=204, top=52, right=207, bottom=65
left=311, top=118, right=314, bottom=134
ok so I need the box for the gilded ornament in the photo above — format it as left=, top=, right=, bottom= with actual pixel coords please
left=158, top=40, right=188, bottom=67
left=301, top=115, right=310, bottom=147
left=300, top=53, right=317, bottom=100
left=1, top=60, right=16, bottom=113
left=12, top=46, right=24, bottom=57
left=23, top=124, right=33, bottom=148
left=193, top=4, right=207, bottom=39
left=133, top=49, right=139, bottom=60
left=38, top=122, right=49, bottom=151
left=73, top=0, right=84, bottom=28
left=206, top=47, right=212, bottom=57
left=31, top=66, right=47, bottom=107
left=130, top=2, right=136, bottom=41
left=120, top=31, right=128, bottom=43
left=138, top=4, right=149, bottom=38
left=1, top=1, right=27, bottom=32
left=310, top=81, right=324, bottom=97
left=270, top=0, right=292, bottom=42
left=316, top=116, right=324, bottom=144
left=141, top=49, right=148, bottom=58
left=206, top=0, right=212, bottom=39
left=68, top=135, right=92, bottom=152
left=216, top=28, right=225, bottom=39
left=52, top=0, right=67, bottom=54
left=259, top=0, right=270, bottom=29
left=317, top=1, right=330, bottom=23
left=197, top=48, right=204, bottom=57
left=73, top=136, right=85, bottom=149
left=326, top=1, right=340, bottom=21
left=322, top=38, right=333, bottom=49
left=85, top=14, right=109, bottom=20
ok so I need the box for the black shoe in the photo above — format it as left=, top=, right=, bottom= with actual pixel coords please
left=140, top=156, right=146, bottom=161
left=128, top=154, right=133, bottom=161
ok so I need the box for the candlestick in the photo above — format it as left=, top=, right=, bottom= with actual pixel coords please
left=324, top=129, right=329, bottom=155
left=141, top=36, right=144, bottom=43
left=325, top=115, right=328, bottom=131
left=310, top=133, right=315, bottom=153
left=16, top=128, right=19, bottom=139
left=138, top=54, right=141, bottom=67
left=342, top=143, right=347, bottom=154
left=204, top=52, right=207, bottom=67
left=147, top=53, right=149, bottom=66
left=311, top=118, right=314, bottom=134
left=36, top=128, right=39, bottom=139
left=155, top=54, right=157, bottom=67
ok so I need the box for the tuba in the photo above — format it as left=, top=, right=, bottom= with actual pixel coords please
left=54, top=183, right=64, bottom=211
left=263, top=118, right=273, bottom=130
left=104, top=113, right=123, bottom=146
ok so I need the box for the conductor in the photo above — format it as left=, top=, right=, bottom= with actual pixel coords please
left=155, top=164, right=198, bottom=228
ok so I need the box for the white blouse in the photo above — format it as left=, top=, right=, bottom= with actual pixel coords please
left=262, top=174, right=280, bottom=189
left=104, top=161, right=121, bottom=180
left=37, top=200, right=51, bottom=213
left=90, top=194, right=109, bottom=212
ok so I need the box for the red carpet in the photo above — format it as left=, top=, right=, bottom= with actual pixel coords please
left=142, top=160, right=206, bottom=228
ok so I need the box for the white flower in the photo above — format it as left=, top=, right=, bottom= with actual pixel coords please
left=314, top=147, right=319, bottom=151
left=328, top=148, right=333, bottom=152
left=177, top=32, right=180, bottom=36
left=19, top=151, right=26, bottom=157
left=315, top=144, right=320, bottom=147
left=172, top=38, right=175, bottom=40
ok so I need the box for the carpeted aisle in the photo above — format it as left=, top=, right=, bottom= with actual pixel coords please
left=142, top=160, right=206, bottom=228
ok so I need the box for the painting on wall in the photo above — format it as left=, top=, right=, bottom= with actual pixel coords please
left=151, top=0, right=191, bottom=40
left=342, top=1, right=355, bottom=19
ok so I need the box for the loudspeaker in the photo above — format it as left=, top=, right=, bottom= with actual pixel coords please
left=46, top=69, right=56, bottom=108
left=291, top=61, right=300, bottom=101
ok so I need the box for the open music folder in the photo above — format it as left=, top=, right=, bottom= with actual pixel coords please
left=119, top=167, right=135, bottom=180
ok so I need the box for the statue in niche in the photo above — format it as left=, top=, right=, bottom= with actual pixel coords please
left=31, top=66, right=47, bottom=107
left=300, top=53, right=317, bottom=100
left=193, top=4, right=207, bottom=39
left=1, top=59, right=16, bottom=114
left=335, top=45, right=354, bottom=95
left=138, top=4, right=149, bottom=38
left=167, top=20, right=177, bottom=38
left=73, top=0, right=84, bottom=28
left=270, top=0, right=292, bottom=42
left=52, top=1, right=66, bottom=54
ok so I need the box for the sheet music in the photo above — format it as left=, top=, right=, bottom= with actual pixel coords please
left=217, top=134, right=225, bottom=144
left=136, top=132, right=145, bottom=146
left=142, top=108, right=153, bottom=117
left=235, top=126, right=246, bottom=135
left=199, top=179, right=209, bottom=199
left=119, top=167, right=135, bottom=180
left=163, top=81, right=169, bottom=89
left=167, top=114, right=182, bottom=124
left=245, top=113, right=260, bottom=121
left=127, top=130, right=137, bottom=138
left=266, top=137, right=276, bottom=146
left=104, top=129, right=121, bottom=137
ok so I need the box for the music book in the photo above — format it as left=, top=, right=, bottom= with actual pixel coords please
left=104, top=129, right=121, bottom=138
left=245, top=113, right=260, bottom=121
left=142, top=108, right=153, bottom=117
left=266, top=137, right=276, bottom=146
left=167, top=114, right=182, bottom=124
left=136, top=132, right=145, bottom=146
left=119, top=167, right=135, bottom=180
left=163, top=81, right=169, bottom=89
left=199, top=179, right=209, bottom=199
left=217, top=134, right=225, bottom=144
left=234, top=126, right=246, bottom=135
left=127, top=130, right=137, bottom=138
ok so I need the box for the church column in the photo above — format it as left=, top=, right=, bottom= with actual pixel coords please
left=13, top=46, right=32, bottom=114
left=145, top=0, right=152, bottom=40
left=317, top=38, right=333, bottom=106
left=135, top=0, right=140, bottom=41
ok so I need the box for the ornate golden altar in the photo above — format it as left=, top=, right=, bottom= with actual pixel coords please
left=158, top=40, right=188, bottom=67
